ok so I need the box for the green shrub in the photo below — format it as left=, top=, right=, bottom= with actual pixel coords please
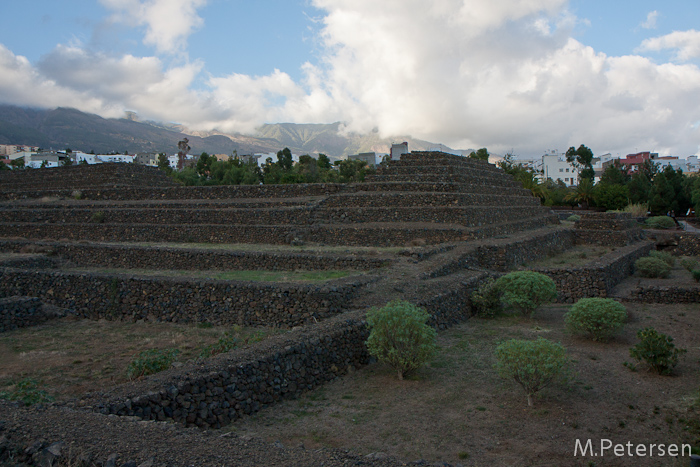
left=680, top=257, right=699, bottom=273
left=199, top=331, right=239, bottom=359
left=629, top=328, right=687, bottom=375
left=70, top=189, right=82, bottom=200
left=564, top=298, right=627, bottom=342
left=126, top=348, right=179, bottom=380
left=566, top=214, right=581, bottom=222
left=623, top=203, right=648, bottom=217
left=645, top=216, right=675, bottom=229
left=0, top=378, right=53, bottom=406
left=634, top=257, right=671, bottom=278
left=494, top=337, right=570, bottom=406
left=470, top=278, right=502, bottom=318
left=90, top=211, right=106, bottom=223
left=494, top=271, right=557, bottom=318
left=648, top=250, right=675, bottom=267
left=365, top=300, right=437, bottom=380
left=693, top=269, right=700, bottom=282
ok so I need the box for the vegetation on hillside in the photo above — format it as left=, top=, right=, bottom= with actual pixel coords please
left=497, top=150, right=699, bottom=216
left=166, top=148, right=375, bottom=186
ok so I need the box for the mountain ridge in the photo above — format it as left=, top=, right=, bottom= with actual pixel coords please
left=0, top=105, right=462, bottom=158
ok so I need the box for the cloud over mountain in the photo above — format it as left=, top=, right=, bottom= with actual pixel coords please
left=0, top=0, right=699, bottom=157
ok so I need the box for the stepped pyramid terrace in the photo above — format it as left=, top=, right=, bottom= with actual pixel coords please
left=1, top=151, right=698, bottom=466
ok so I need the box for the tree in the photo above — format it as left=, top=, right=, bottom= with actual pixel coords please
left=648, top=165, right=689, bottom=215
left=157, top=152, right=171, bottom=173
left=600, top=161, right=631, bottom=186
left=277, top=147, right=293, bottom=171
left=196, top=152, right=213, bottom=177
left=594, top=183, right=629, bottom=211
left=565, top=145, right=595, bottom=181
left=317, top=153, right=331, bottom=170
left=365, top=300, right=437, bottom=380
left=10, top=158, right=25, bottom=169
left=469, top=148, right=489, bottom=161
left=495, top=337, right=570, bottom=406
left=564, top=178, right=596, bottom=208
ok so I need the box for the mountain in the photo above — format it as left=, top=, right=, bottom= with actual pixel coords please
left=0, top=105, right=458, bottom=158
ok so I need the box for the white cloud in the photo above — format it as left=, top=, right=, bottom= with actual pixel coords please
left=640, top=10, right=659, bottom=30
left=638, top=29, right=700, bottom=61
left=2, top=1, right=700, bottom=157
left=99, top=0, right=207, bottom=54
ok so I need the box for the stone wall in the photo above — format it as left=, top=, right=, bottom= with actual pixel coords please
left=0, top=240, right=388, bottom=272
left=425, top=228, right=575, bottom=278
left=532, top=241, right=654, bottom=302
left=0, top=296, right=63, bottom=332
left=624, top=285, right=700, bottom=303
left=95, top=310, right=371, bottom=428
left=0, top=269, right=373, bottom=328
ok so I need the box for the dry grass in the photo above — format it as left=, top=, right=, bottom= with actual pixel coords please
left=0, top=319, right=279, bottom=401
left=521, top=245, right=614, bottom=268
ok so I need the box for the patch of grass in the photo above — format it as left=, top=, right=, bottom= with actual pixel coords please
left=65, top=267, right=358, bottom=282
left=126, top=348, right=179, bottom=379
left=522, top=245, right=613, bottom=268
left=0, top=378, right=53, bottom=405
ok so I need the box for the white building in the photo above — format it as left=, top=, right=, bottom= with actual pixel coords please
left=96, top=154, right=135, bottom=164
left=541, top=151, right=578, bottom=186
left=74, top=152, right=99, bottom=164
left=390, top=142, right=408, bottom=161
left=348, top=152, right=377, bottom=167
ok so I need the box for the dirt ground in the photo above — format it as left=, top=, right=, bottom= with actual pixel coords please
left=228, top=302, right=700, bottom=467
left=0, top=319, right=279, bottom=401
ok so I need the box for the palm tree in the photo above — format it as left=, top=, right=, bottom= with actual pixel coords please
left=565, top=178, right=595, bottom=208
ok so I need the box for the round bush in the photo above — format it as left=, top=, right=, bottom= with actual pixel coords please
left=634, top=256, right=671, bottom=278
left=680, top=257, right=699, bottom=272
left=645, top=216, right=676, bottom=229
left=566, top=214, right=581, bottom=222
left=648, top=250, right=675, bottom=267
left=365, top=300, right=437, bottom=380
left=692, top=269, right=700, bottom=282
left=565, top=298, right=627, bottom=342
left=494, top=271, right=557, bottom=317
left=470, top=278, right=502, bottom=318
left=494, top=337, right=570, bottom=406
left=629, top=328, right=687, bottom=375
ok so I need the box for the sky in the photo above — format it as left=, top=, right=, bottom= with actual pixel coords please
left=0, top=0, right=699, bottom=158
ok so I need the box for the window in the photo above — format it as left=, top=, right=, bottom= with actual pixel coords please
left=566, top=168, right=570, bottom=172
left=559, top=168, right=564, bottom=172
left=565, top=178, right=569, bottom=182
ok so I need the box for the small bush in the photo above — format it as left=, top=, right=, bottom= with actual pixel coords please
left=566, top=214, right=581, bottom=222
left=199, top=331, right=239, bottom=359
left=645, top=216, right=675, bottom=229
left=648, top=250, right=675, bottom=267
left=365, top=300, right=437, bottom=380
left=90, top=211, right=106, bottom=223
left=0, top=378, right=53, bottom=406
left=634, top=257, right=671, bottom=278
left=629, top=328, right=687, bottom=375
left=494, top=337, right=570, bottom=406
left=623, top=203, right=648, bottom=217
left=126, top=348, right=179, bottom=380
left=681, top=257, right=699, bottom=273
left=693, top=269, right=700, bottom=282
left=494, top=271, right=557, bottom=318
left=70, top=189, right=82, bottom=200
left=565, top=298, right=627, bottom=342
left=470, top=278, right=502, bottom=318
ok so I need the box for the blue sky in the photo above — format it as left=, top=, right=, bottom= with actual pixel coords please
left=1, top=1, right=699, bottom=157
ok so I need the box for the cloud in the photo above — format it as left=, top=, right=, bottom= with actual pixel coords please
left=640, top=10, right=659, bottom=30
left=2, top=1, right=700, bottom=157
left=99, top=0, right=207, bottom=54
left=637, top=29, right=700, bottom=61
